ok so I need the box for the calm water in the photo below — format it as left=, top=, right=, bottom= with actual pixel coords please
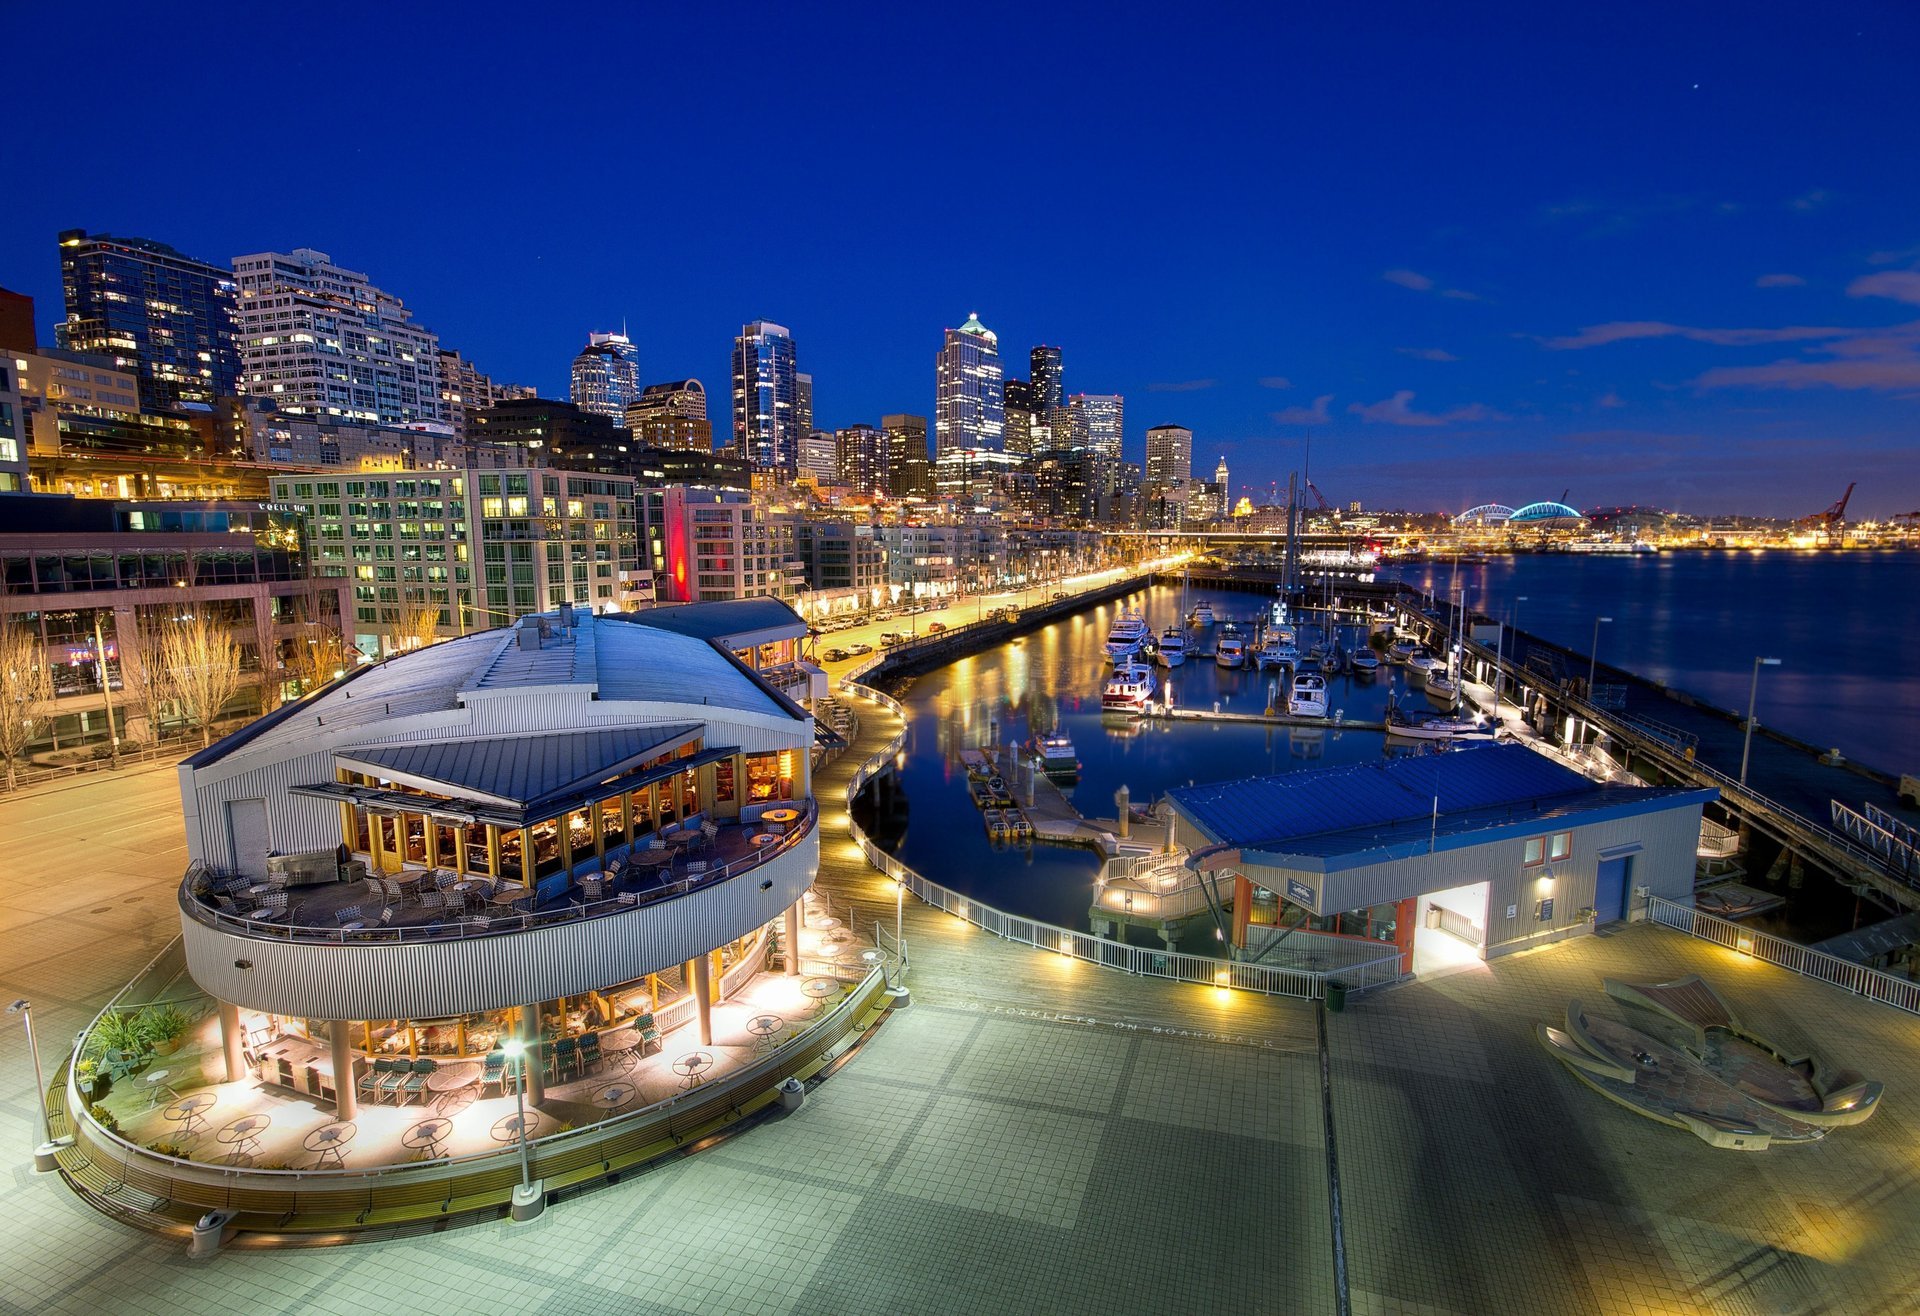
left=876, top=583, right=1419, bottom=933
left=1390, top=549, right=1920, bottom=775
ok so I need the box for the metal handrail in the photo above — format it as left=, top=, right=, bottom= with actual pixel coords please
left=1646, top=895, right=1920, bottom=1017
left=177, top=801, right=819, bottom=945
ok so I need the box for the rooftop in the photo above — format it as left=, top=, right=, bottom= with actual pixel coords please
left=1168, top=743, right=1714, bottom=871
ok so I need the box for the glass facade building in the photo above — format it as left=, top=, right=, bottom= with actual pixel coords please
left=934, top=312, right=1005, bottom=456
left=570, top=331, right=641, bottom=426
left=731, top=321, right=800, bottom=474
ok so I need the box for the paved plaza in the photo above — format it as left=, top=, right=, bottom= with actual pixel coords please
left=4, top=723, right=1920, bottom=1311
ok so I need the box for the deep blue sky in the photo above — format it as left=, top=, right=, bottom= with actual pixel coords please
left=8, top=2, right=1919, bottom=516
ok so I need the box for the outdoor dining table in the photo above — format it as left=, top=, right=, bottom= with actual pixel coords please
left=749, top=833, right=777, bottom=848
left=490, top=1111, right=538, bottom=1142
left=216, top=1113, right=271, bottom=1161
left=144, top=1069, right=182, bottom=1109
left=671, top=1051, right=714, bottom=1089
left=164, top=1091, right=217, bottom=1137
left=402, top=1117, right=453, bottom=1159
left=763, top=807, right=801, bottom=827
left=426, top=1060, right=483, bottom=1111
left=801, top=977, right=839, bottom=1014
left=303, top=1120, right=355, bottom=1168
left=489, top=887, right=531, bottom=906
left=601, top=1029, right=642, bottom=1071
left=593, top=1081, right=637, bottom=1110
left=746, top=1014, right=784, bottom=1049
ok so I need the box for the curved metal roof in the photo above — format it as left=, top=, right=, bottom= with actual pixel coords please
left=1510, top=501, right=1585, bottom=523
left=1454, top=503, right=1516, bottom=525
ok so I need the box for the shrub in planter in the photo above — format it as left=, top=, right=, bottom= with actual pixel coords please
left=141, top=1004, right=191, bottom=1055
left=87, top=1103, right=120, bottom=1134
left=146, top=1140, right=190, bottom=1158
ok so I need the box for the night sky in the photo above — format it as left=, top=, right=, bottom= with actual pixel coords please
left=7, top=2, right=1918, bottom=517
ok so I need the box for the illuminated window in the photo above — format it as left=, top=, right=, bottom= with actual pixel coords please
left=1549, top=831, right=1572, bottom=862
left=1523, top=837, right=1545, bottom=866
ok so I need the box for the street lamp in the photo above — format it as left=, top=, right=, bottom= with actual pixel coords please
left=1740, top=658, right=1783, bottom=787
left=500, top=1038, right=543, bottom=1221
left=8, top=999, right=54, bottom=1171
left=895, top=876, right=905, bottom=951
left=1587, top=616, right=1613, bottom=689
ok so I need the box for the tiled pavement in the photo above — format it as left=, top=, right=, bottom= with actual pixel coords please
left=5, top=734, right=1920, bottom=1311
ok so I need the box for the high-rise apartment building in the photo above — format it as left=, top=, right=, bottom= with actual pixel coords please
left=731, top=321, right=800, bottom=474
left=882, top=414, right=932, bottom=499
left=437, top=348, right=524, bottom=439
left=798, top=430, right=836, bottom=484
left=56, top=229, right=240, bottom=414
left=1144, top=424, right=1193, bottom=491
left=643, top=485, right=784, bottom=603
left=625, top=379, right=712, bottom=451
left=795, top=372, right=814, bottom=439
left=570, top=331, right=640, bottom=426
left=231, top=249, right=443, bottom=427
left=1003, top=378, right=1038, bottom=456
left=934, top=313, right=1004, bottom=455
left=0, top=360, right=25, bottom=492
left=1030, top=345, right=1063, bottom=412
left=834, top=423, right=887, bottom=496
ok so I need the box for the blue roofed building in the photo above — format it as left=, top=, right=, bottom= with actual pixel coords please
left=1164, top=744, right=1714, bottom=971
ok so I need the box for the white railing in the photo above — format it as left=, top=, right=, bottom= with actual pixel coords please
left=1646, top=895, right=1920, bottom=1016
left=836, top=673, right=1403, bottom=1001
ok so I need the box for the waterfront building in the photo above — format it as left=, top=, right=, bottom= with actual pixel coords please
left=10, top=347, right=143, bottom=451
left=934, top=313, right=1004, bottom=455
left=834, top=423, right=887, bottom=496
left=55, top=229, right=241, bottom=414
left=0, top=492, right=350, bottom=753
left=1002, top=378, right=1039, bottom=456
left=1029, top=446, right=1100, bottom=522
left=1158, top=744, right=1711, bottom=972
left=570, top=331, right=641, bottom=426
left=731, top=321, right=801, bottom=474
left=625, top=379, right=711, bottom=451
left=641, top=485, right=785, bottom=603
left=883, top=413, right=932, bottom=499
left=1030, top=344, right=1063, bottom=412
left=231, top=249, right=443, bottom=427
left=792, top=519, right=888, bottom=597
left=1144, top=424, right=1193, bottom=492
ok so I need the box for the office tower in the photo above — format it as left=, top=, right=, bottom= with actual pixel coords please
left=625, top=379, right=712, bottom=451
left=1071, top=394, right=1125, bottom=463
left=1215, top=454, right=1231, bottom=516
left=795, top=372, right=814, bottom=439
left=231, top=248, right=442, bottom=426
left=1144, top=424, right=1193, bottom=491
left=472, top=397, right=618, bottom=466
left=1003, top=378, right=1038, bottom=456
left=56, top=229, right=240, bottom=413
left=1030, top=345, right=1063, bottom=411
left=570, top=331, right=641, bottom=426
left=0, top=287, right=35, bottom=351
left=801, top=429, right=838, bottom=483
left=883, top=413, right=932, bottom=498
left=934, top=312, right=1004, bottom=455
left=731, top=321, right=800, bottom=473
left=835, top=423, right=887, bottom=495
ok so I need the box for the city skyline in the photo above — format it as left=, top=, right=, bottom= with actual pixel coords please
left=4, top=5, right=1919, bottom=515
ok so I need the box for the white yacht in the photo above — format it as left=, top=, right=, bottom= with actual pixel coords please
left=1407, top=646, right=1444, bottom=673
left=1350, top=647, right=1381, bottom=676
left=1188, top=600, right=1215, bottom=627
left=1387, top=636, right=1421, bottom=664
left=1385, top=698, right=1497, bottom=743
left=1425, top=663, right=1461, bottom=704
left=1104, top=608, right=1150, bottom=663
left=1287, top=670, right=1329, bottom=719
left=1156, top=626, right=1188, bottom=668
left=1257, top=624, right=1297, bottom=671
left=1032, top=732, right=1080, bottom=779
left=1102, top=661, right=1158, bottom=714
left=1215, top=632, right=1246, bottom=670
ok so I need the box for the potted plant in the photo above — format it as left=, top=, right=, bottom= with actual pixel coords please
left=141, top=1004, right=191, bottom=1056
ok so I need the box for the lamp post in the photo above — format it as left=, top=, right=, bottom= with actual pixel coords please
left=91, top=616, right=120, bottom=769
left=1499, top=595, right=1529, bottom=711
left=1587, top=615, right=1613, bottom=689
left=1740, top=658, right=1783, bottom=788
left=500, top=1038, right=543, bottom=1221
left=895, top=877, right=905, bottom=951
left=8, top=999, right=55, bottom=1171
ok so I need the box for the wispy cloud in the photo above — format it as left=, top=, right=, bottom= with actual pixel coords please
left=1147, top=379, right=1217, bottom=393
left=1541, top=321, right=1854, bottom=350
left=1382, top=268, right=1433, bottom=292
left=1270, top=394, right=1334, bottom=425
left=1868, top=244, right=1920, bottom=266
left=1755, top=273, right=1806, bottom=288
left=1258, top=375, right=1292, bottom=390
left=1788, top=188, right=1832, bottom=212
left=1848, top=271, right=1920, bottom=305
left=1347, top=391, right=1505, bottom=427
left=1537, top=193, right=1738, bottom=238
left=1596, top=390, right=1626, bottom=409
left=1397, top=347, right=1460, bottom=362
left=1694, top=322, right=1920, bottom=393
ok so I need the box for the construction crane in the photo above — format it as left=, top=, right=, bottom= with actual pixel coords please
left=1304, top=477, right=1332, bottom=512
left=1795, top=482, right=1856, bottom=529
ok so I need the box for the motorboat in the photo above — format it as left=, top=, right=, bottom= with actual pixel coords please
left=1104, top=608, right=1150, bottom=662
left=1387, top=637, right=1421, bottom=664
left=1215, top=633, right=1246, bottom=669
left=1406, top=646, right=1444, bottom=673
left=1350, top=647, right=1381, bottom=675
left=1287, top=670, right=1329, bottom=718
left=1188, top=600, right=1215, bottom=627
left=1032, top=733, right=1080, bottom=779
left=1257, top=621, right=1297, bottom=670
left=1384, top=696, right=1497, bottom=742
left=1102, top=661, right=1158, bottom=714
left=1425, top=663, right=1461, bottom=704
left=1156, top=626, right=1188, bottom=668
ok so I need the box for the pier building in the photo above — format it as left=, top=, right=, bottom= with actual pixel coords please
left=1163, top=744, right=1713, bottom=973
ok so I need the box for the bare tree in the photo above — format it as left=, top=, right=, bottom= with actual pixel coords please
left=160, top=613, right=243, bottom=748
left=397, top=601, right=442, bottom=652
left=115, top=617, right=176, bottom=748
left=286, top=621, right=350, bottom=696
left=0, top=615, right=54, bottom=790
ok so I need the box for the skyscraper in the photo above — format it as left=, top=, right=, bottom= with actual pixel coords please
left=801, top=430, right=838, bottom=484
left=1144, top=424, right=1193, bottom=491
left=438, top=348, right=522, bottom=439
left=795, top=372, right=814, bottom=439
left=835, top=423, right=887, bottom=495
left=883, top=413, right=932, bottom=498
left=57, top=229, right=240, bottom=413
left=1215, top=454, right=1231, bottom=517
left=570, top=331, right=641, bottom=426
left=1003, top=378, right=1038, bottom=456
left=934, top=312, right=1004, bottom=455
left=731, top=321, right=800, bottom=473
left=1030, top=345, right=1063, bottom=412
left=231, top=248, right=442, bottom=426
left=625, top=379, right=712, bottom=451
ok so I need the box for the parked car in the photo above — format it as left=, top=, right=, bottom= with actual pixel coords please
left=926, top=621, right=947, bottom=634
left=879, top=631, right=909, bottom=648
left=821, top=647, right=851, bottom=662
left=1051, top=592, right=1067, bottom=600
left=846, top=642, right=874, bottom=656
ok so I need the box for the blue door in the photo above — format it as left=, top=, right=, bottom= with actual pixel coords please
left=1594, top=857, right=1630, bottom=924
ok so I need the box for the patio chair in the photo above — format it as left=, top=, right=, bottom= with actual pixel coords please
left=646, top=835, right=667, bottom=854
left=334, top=904, right=363, bottom=927
left=375, top=1057, right=410, bottom=1103
left=580, top=876, right=603, bottom=901
left=616, top=891, right=639, bottom=906
left=684, top=860, right=709, bottom=880
left=419, top=890, right=446, bottom=911
left=360, top=1057, right=393, bottom=1103
left=397, top=1058, right=435, bottom=1104
left=435, top=869, right=459, bottom=889
left=578, top=1033, right=602, bottom=1075
left=553, top=1037, right=580, bottom=1082
left=604, top=856, right=626, bottom=881
left=700, top=820, right=719, bottom=845
left=363, top=878, right=385, bottom=901
left=481, top=1049, right=507, bottom=1095
left=634, top=1013, right=661, bottom=1055
left=381, top=878, right=405, bottom=903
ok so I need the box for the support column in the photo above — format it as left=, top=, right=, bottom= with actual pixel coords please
left=218, top=1001, right=244, bottom=1083
left=785, top=900, right=803, bottom=977
left=519, top=1004, right=545, bottom=1104
left=690, top=954, right=714, bottom=1045
left=331, top=1025, right=357, bottom=1120
left=1232, top=873, right=1252, bottom=950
